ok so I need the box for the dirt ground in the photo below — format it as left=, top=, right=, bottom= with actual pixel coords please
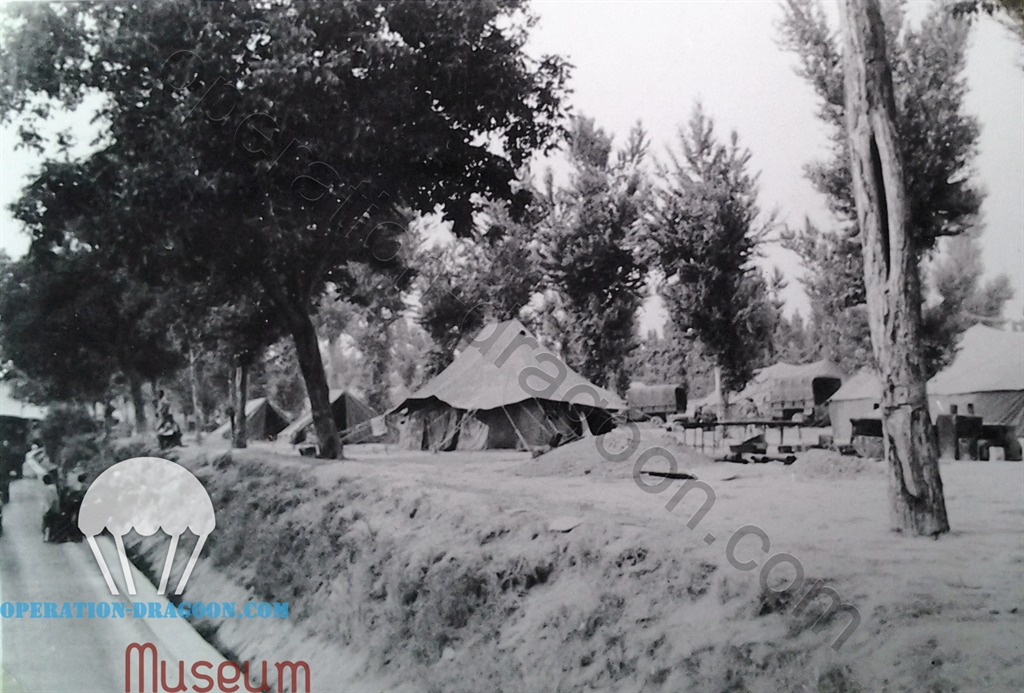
left=120, top=428, right=1023, bottom=692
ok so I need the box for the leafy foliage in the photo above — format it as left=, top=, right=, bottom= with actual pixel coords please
left=36, top=402, right=100, bottom=471
left=778, top=0, right=982, bottom=248
left=951, top=0, right=1024, bottom=42
left=627, top=325, right=689, bottom=387
left=641, top=104, right=776, bottom=393
left=1, top=0, right=569, bottom=456
left=920, top=234, right=1016, bottom=376
left=417, top=199, right=545, bottom=374
left=771, top=311, right=817, bottom=365
left=777, top=0, right=1011, bottom=374
left=0, top=245, right=181, bottom=403
left=538, top=117, right=650, bottom=393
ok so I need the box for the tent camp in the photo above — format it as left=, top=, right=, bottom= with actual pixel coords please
left=735, top=360, right=844, bottom=420
left=827, top=325, right=1024, bottom=443
left=393, top=320, right=627, bottom=451
left=212, top=397, right=289, bottom=441
left=279, top=389, right=380, bottom=445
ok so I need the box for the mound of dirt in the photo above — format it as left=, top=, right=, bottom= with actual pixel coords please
left=794, top=448, right=887, bottom=480
left=513, top=426, right=714, bottom=480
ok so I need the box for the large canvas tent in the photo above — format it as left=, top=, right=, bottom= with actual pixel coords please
left=927, top=325, right=1024, bottom=433
left=212, top=397, right=289, bottom=441
left=279, top=389, right=380, bottom=445
left=393, top=320, right=626, bottom=451
left=827, top=325, right=1024, bottom=442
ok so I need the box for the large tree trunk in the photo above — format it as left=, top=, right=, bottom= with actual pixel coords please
left=128, top=370, right=148, bottom=435
left=231, top=362, right=248, bottom=449
left=292, top=313, right=341, bottom=459
left=839, top=0, right=949, bottom=536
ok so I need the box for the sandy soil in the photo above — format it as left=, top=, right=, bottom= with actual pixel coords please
left=115, top=431, right=1022, bottom=692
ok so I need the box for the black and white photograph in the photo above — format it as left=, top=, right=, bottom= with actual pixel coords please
left=0, top=0, right=1022, bottom=691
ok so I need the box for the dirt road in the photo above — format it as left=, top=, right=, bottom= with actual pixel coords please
left=1, top=478, right=225, bottom=693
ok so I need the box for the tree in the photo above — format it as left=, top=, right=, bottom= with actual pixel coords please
left=778, top=0, right=1009, bottom=373
left=390, top=317, right=433, bottom=396
left=642, top=104, right=777, bottom=397
left=781, top=220, right=875, bottom=369
left=417, top=199, right=546, bottom=374
left=318, top=259, right=413, bottom=414
left=951, top=0, right=1024, bottom=42
left=539, top=117, right=650, bottom=394
left=0, top=244, right=181, bottom=431
left=773, top=311, right=817, bottom=364
left=627, top=324, right=690, bottom=387
left=1, top=0, right=569, bottom=458
left=839, top=0, right=949, bottom=535
left=921, top=233, right=1015, bottom=375
left=199, top=290, right=292, bottom=448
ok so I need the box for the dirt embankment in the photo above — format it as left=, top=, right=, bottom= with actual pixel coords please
left=112, top=437, right=1023, bottom=693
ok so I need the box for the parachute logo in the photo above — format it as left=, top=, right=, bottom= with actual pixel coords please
left=78, top=457, right=216, bottom=597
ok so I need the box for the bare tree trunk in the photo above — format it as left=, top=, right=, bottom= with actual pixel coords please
left=839, top=0, right=949, bottom=536
left=261, top=273, right=341, bottom=458
left=128, top=370, right=148, bottom=435
left=189, top=347, right=203, bottom=444
left=292, top=314, right=341, bottom=459
left=231, top=362, right=248, bottom=449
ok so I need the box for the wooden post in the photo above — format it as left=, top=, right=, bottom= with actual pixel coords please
left=839, top=0, right=949, bottom=535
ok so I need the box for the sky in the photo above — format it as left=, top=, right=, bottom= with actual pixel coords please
left=1, top=0, right=1022, bottom=330
left=523, top=0, right=1024, bottom=328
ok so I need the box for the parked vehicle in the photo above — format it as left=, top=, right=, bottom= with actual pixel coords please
left=627, top=384, right=687, bottom=422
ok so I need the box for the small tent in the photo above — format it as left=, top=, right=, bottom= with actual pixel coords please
left=827, top=370, right=883, bottom=444
left=393, top=320, right=626, bottom=451
left=212, top=397, right=289, bottom=441
left=279, top=389, right=380, bottom=445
